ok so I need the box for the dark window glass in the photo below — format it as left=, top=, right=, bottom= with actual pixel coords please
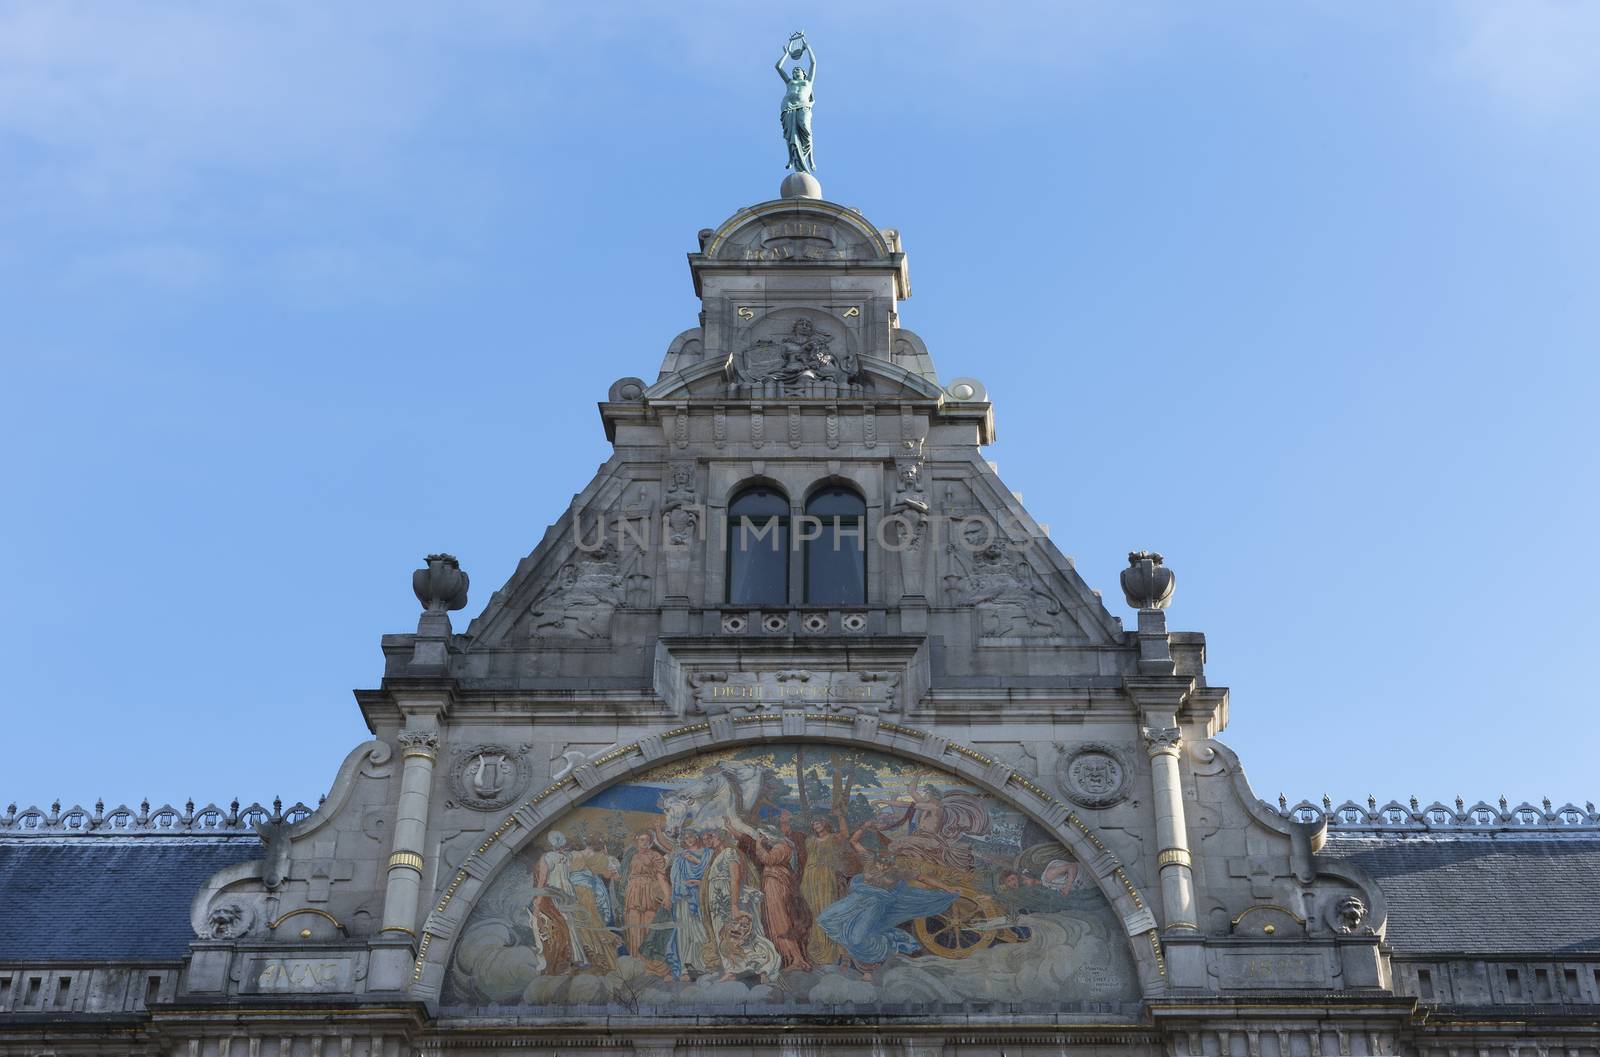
left=804, top=485, right=866, bottom=605
left=727, top=486, right=789, bottom=605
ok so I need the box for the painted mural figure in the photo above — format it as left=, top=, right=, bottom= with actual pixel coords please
left=570, top=835, right=621, bottom=973
left=716, top=910, right=782, bottom=983
left=529, top=831, right=586, bottom=974
left=698, top=828, right=744, bottom=972
left=794, top=815, right=860, bottom=964
left=816, top=829, right=959, bottom=981
left=665, top=830, right=714, bottom=975
left=995, top=858, right=1080, bottom=917
left=622, top=831, right=675, bottom=974
left=872, top=784, right=991, bottom=871
left=445, top=744, right=1138, bottom=1013
left=733, top=811, right=813, bottom=970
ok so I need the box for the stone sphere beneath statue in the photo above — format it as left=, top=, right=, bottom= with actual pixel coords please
left=780, top=172, right=822, bottom=200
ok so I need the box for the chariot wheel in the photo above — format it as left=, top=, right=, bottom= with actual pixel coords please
left=913, top=893, right=999, bottom=959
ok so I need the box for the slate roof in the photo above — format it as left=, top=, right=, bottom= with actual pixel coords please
left=0, top=837, right=262, bottom=962
left=1319, top=832, right=1600, bottom=956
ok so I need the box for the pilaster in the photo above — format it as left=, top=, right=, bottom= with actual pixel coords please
left=1129, top=676, right=1200, bottom=935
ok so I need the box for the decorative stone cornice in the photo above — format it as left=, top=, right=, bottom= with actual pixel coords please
left=0, top=797, right=312, bottom=837
left=1272, top=794, right=1600, bottom=834
left=1124, top=675, right=1195, bottom=713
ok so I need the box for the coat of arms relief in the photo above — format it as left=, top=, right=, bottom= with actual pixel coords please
left=527, top=537, right=650, bottom=640
left=730, top=315, right=862, bottom=397
left=942, top=522, right=1066, bottom=641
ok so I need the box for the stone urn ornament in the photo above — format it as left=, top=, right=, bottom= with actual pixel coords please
left=414, top=553, right=470, bottom=613
left=1120, top=551, right=1174, bottom=610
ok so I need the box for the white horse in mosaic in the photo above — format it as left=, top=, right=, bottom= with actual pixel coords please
left=659, top=760, right=780, bottom=837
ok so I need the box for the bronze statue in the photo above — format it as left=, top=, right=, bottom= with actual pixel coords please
left=776, top=31, right=817, bottom=174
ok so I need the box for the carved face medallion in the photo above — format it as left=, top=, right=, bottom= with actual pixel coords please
left=1055, top=743, right=1133, bottom=809
left=204, top=901, right=256, bottom=940
left=1073, top=757, right=1119, bottom=795
left=1333, top=895, right=1369, bottom=934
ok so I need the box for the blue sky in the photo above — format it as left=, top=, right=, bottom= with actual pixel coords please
left=3, top=2, right=1597, bottom=813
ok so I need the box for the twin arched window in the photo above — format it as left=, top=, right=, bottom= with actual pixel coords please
left=726, top=486, right=789, bottom=605
left=803, top=486, right=866, bottom=605
left=725, top=483, right=866, bottom=606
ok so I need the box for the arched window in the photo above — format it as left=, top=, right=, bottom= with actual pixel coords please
left=804, top=485, right=866, bottom=605
left=726, top=485, right=789, bottom=605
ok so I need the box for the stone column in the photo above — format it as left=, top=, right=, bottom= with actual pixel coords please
left=1142, top=721, right=1198, bottom=931
left=381, top=728, right=440, bottom=938
left=1120, top=552, right=1197, bottom=933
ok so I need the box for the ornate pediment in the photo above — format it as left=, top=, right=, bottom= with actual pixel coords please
left=455, top=469, right=661, bottom=653
left=644, top=353, right=945, bottom=403
left=653, top=325, right=941, bottom=395
left=699, top=200, right=899, bottom=266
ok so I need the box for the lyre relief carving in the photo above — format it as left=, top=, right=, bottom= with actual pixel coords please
left=449, top=744, right=532, bottom=810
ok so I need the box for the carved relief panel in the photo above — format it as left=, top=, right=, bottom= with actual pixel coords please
left=942, top=522, right=1067, bottom=640
left=727, top=307, right=864, bottom=398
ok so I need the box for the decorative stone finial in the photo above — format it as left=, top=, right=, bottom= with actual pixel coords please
left=780, top=171, right=822, bottom=200
left=413, top=553, right=469, bottom=613
left=1120, top=550, right=1174, bottom=610
left=944, top=377, right=987, bottom=403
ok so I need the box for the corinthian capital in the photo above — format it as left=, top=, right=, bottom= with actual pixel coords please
left=1140, top=725, right=1182, bottom=758
left=397, top=729, right=440, bottom=756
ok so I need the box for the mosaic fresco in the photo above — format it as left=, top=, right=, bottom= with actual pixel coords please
left=443, top=744, right=1138, bottom=1013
